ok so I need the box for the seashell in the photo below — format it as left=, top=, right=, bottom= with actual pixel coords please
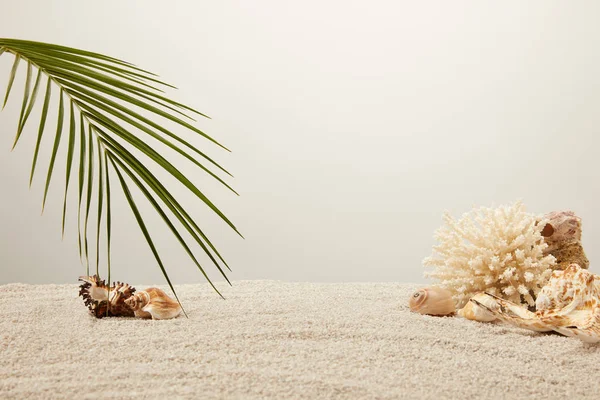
left=457, top=293, right=499, bottom=322
left=409, top=287, right=455, bottom=316
left=124, top=287, right=182, bottom=320
left=470, top=264, right=600, bottom=342
left=78, top=275, right=136, bottom=318
left=540, top=211, right=589, bottom=270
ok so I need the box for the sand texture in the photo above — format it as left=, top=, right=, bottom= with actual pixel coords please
left=2, top=281, right=600, bottom=399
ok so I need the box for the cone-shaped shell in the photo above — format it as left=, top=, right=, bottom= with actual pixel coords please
left=408, top=287, right=455, bottom=316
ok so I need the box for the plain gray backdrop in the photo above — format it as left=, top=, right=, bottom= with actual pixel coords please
left=1, top=1, right=598, bottom=286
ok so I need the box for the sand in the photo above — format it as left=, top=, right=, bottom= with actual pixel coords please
left=1, top=281, right=600, bottom=399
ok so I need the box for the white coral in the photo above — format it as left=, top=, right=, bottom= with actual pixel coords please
left=423, top=201, right=556, bottom=308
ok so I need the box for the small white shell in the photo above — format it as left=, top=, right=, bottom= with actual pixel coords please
left=408, top=287, right=455, bottom=316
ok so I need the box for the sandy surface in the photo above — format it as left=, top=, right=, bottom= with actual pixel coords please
left=1, top=281, right=600, bottom=399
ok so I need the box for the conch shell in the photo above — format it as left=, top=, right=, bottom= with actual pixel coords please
left=409, top=287, right=455, bottom=316
left=78, top=275, right=136, bottom=318
left=124, top=287, right=182, bottom=320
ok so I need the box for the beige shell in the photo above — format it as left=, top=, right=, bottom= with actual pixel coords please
left=470, top=264, right=600, bottom=342
left=457, top=293, right=498, bottom=322
left=541, top=211, right=589, bottom=270
left=124, top=287, right=182, bottom=320
left=409, top=287, right=455, bottom=316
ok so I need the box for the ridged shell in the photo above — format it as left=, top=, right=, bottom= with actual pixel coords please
left=78, top=275, right=136, bottom=318
left=124, top=287, right=182, bottom=320
left=409, top=287, right=455, bottom=316
left=470, top=264, right=600, bottom=342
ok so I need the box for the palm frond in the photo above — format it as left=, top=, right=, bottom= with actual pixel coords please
left=42, top=88, right=64, bottom=211
left=29, top=76, right=51, bottom=186
left=84, top=124, right=94, bottom=275
left=3, top=53, right=20, bottom=108
left=0, top=38, right=240, bottom=300
left=61, top=102, right=76, bottom=236
left=15, top=66, right=42, bottom=147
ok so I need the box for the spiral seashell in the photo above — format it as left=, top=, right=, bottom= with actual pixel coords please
left=408, top=287, right=455, bottom=316
left=124, top=287, right=182, bottom=320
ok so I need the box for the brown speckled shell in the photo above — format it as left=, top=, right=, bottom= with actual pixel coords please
left=78, top=275, right=136, bottom=318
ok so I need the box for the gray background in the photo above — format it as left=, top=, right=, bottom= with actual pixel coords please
left=1, top=1, right=598, bottom=286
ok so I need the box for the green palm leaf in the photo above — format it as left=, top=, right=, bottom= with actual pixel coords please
left=0, top=38, right=240, bottom=303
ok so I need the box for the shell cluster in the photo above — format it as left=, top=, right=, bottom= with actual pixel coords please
left=407, top=286, right=498, bottom=322
left=414, top=205, right=596, bottom=343
left=78, top=276, right=181, bottom=320
left=465, top=264, right=600, bottom=342
left=410, top=264, right=600, bottom=342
